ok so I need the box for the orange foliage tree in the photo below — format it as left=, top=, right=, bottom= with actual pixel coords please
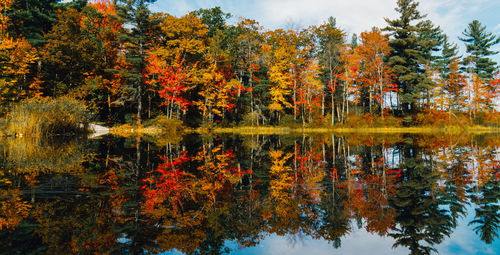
left=357, top=28, right=392, bottom=116
left=338, top=43, right=361, bottom=120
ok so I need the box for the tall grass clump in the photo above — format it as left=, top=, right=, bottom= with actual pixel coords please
left=8, top=97, right=89, bottom=136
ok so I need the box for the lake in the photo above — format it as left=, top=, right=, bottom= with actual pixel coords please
left=0, top=133, right=499, bottom=254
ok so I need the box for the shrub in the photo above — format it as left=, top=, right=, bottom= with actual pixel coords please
left=8, top=97, right=89, bottom=136
left=373, top=115, right=403, bottom=127
left=148, top=115, right=183, bottom=133
left=241, top=111, right=259, bottom=126
left=414, top=109, right=449, bottom=127
left=340, top=113, right=403, bottom=128
left=280, top=114, right=301, bottom=127
left=474, top=111, right=487, bottom=126
left=343, top=114, right=373, bottom=128
left=480, top=111, right=500, bottom=127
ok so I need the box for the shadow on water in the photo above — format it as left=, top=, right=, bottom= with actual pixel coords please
left=0, top=133, right=498, bottom=254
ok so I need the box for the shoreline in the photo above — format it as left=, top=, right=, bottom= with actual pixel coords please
left=5, top=123, right=499, bottom=138
left=110, top=124, right=500, bottom=136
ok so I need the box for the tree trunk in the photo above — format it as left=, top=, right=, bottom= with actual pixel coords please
left=331, top=94, right=335, bottom=126
left=107, top=93, right=112, bottom=124
left=148, top=90, right=151, bottom=119
left=293, top=77, right=297, bottom=119
left=137, top=81, right=142, bottom=125
left=321, top=94, right=325, bottom=116
left=250, top=68, right=254, bottom=114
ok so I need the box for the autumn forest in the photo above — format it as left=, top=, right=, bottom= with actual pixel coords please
left=1, top=0, right=499, bottom=131
left=1, top=0, right=500, bottom=254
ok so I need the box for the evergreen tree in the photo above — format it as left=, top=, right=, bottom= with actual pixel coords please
left=350, top=33, right=358, bottom=48
left=418, top=20, right=443, bottom=66
left=384, top=0, right=437, bottom=116
left=7, top=0, right=62, bottom=46
left=389, top=147, right=453, bottom=255
left=417, top=20, right=442, bottom=107
left=436, top=35, right=460, bottom=79
left=115, top=0, right=157, bottom=124
left=459, top=20, right=500, bottom=80
left=469, top=180, right=500, bottom=244
left=191, top=6, right=231, bottom=37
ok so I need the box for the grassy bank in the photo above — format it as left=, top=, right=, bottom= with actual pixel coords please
left=110, top=124, right=161, bottom=137
left=99, top=121, right=500, bottom=137
left=193, top=112, right=500, bottom=135
left=110, top=116, right=183, bottom=140
left=6, top=97, right=89, bottom=137
left=194, top=125, right=500, bottom=135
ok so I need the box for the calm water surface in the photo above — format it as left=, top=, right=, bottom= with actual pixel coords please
left=0, top=133, right=499, bottom=254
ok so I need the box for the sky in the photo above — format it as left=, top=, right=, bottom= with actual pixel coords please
left=162, top=204, right=500, bottom=254
left=150, top=0, right=500, bottom=64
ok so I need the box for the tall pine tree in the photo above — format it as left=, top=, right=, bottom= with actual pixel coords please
left=7, top=0, right=64, bottom=46
left=384, top=0, right=437, bottom=116
left=459, top=20, right=500, bottom=81
left=436, top=34, right=460, bottom=79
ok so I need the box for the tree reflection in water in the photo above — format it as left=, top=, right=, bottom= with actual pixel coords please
left=0, top=133, right=498, bottom=254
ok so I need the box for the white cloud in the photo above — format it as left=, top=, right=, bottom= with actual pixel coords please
left=150, top=1, right=194, bottom=16
left=249, top=0, right=485, bottom=38
left=248, top=0, right=499, bottom=63
left=253, top=0, right=398, bottom=34
left=436, top=204, right=500, bottom=255
left=151, top=0, right=500, bottom=62
left=151, top=0, right=497, bottom=36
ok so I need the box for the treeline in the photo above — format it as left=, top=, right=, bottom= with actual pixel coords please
left=1, top=0, right=499, bottom=127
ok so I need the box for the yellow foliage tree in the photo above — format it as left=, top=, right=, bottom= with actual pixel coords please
left=0, top=36, right=38, bottom=111
left=269, top=150, right=294, bottom=205
left=0, top=0, right=12, bottom=38
left=265, top=30, right=298, bottom=119
left=196, top=63, right=241, bottom=122
left=154, top=13, right=209, bottom=63
left=0, top=0, right=39, bottom=111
